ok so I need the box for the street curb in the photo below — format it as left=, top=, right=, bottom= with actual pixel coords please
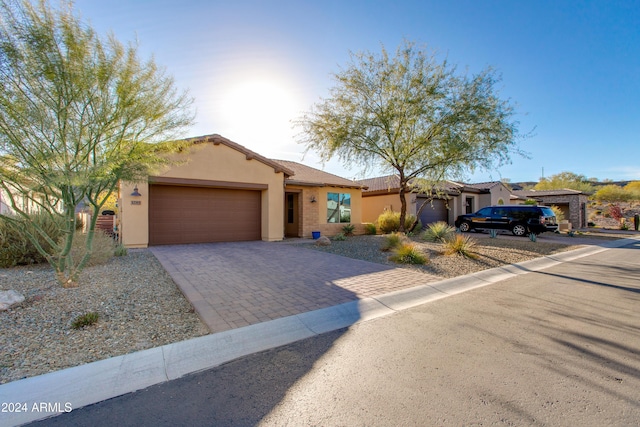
left=1, top=236, right=638, bottom=427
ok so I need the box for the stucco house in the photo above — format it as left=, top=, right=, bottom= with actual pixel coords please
left=118, top=134, right=366, bottom=248
left=357, top=176, right=514, bottom=227
left=358, top=176, right=587, bottom=229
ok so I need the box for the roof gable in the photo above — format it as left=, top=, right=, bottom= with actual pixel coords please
left=272, top=160, right=365, bottom=189
left=186, top=134, right=295, bottom=176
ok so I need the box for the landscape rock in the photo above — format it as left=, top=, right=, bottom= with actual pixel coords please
left=315, top=236, right=331, bottom=246
left=0, top=289, right=25, bottom=311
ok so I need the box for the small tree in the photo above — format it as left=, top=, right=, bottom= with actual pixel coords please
left=534, top=172, right=595, bottom=194
left=593, top=185, right=631, bottom=203
left=296, top=41, right=522, bottom=232
left=0, top=0, right=194, bottom=286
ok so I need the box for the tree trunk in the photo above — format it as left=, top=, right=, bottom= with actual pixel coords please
left=408, top=196, right=435, bottom=233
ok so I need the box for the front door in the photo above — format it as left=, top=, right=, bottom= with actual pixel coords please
left=284, top=192, right=300, bottom=237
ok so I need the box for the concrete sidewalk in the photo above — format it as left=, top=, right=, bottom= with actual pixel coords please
left=1, top=236, right=638, bottom=427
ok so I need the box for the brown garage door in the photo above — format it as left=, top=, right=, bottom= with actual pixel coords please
left=149, top=185, right=261, bottom=245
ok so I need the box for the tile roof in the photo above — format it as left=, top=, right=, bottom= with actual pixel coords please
left=271, top=159, right=366, bottom=189
left=357, top=175, right=462, bottom=194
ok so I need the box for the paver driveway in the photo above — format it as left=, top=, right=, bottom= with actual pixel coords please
left=150, top=241, right=438, bottom=333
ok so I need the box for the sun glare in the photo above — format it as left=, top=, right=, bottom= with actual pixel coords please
left=216, top=77, right=301, bottom=153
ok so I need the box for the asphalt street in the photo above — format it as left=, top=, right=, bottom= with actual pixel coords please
left=28, top=240, right=640, bottom=426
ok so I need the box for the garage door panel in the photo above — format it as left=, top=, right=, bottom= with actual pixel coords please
left=417, top=198, right=449, bottom=228
left=149, top=185, right=261, bottom=245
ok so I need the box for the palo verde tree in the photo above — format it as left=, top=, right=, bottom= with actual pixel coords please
left=0, top=0, right=194, bottom=286
left=296, top=41, right=522, bottom=232
left=534, top=171, right=595, bottom=195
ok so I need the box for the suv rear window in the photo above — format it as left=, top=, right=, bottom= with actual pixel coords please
left=540, top=207, right=555, bottom=216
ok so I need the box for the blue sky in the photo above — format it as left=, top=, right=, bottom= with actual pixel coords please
left=74, top=0, right=640, bottom=183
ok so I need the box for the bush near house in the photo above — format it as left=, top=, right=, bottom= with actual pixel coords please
left=0, top=213, right=66, bottom=267
left=377, top=211, right=420, bottom=234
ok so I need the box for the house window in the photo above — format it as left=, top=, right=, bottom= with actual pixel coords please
left=327, top=192, right=351, bottom=223
left=287, top=194, right=294, bottom=223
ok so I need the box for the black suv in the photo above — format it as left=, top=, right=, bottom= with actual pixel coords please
left=455, top=205, right=558, bottom=236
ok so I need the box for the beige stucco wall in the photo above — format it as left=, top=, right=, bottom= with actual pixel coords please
left=361, top=192, right=417, bottom=224
left=119, top=142, right=285, bottom=247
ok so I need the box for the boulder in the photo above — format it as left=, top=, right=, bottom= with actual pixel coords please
left=315, top=236, right=331, bottom=246
left=0, top=290, right=25, bottom=311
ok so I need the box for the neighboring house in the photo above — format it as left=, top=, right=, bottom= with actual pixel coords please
left=357, top=175, right=460, bottom=227
left=118, top=134, right=366, bottom=247
left=512, top=189, right=588, bottom=228
left=358, top=176, right=587, bottom=229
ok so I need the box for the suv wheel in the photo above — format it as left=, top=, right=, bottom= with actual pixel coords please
left=458, top=221, right=471, bottom=232
left=511, top=223, right=527, bottom=236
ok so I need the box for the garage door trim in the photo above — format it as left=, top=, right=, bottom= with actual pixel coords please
left=149, top=176, right=268, bottom=191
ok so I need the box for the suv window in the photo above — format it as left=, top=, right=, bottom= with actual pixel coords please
left=476, top=207, right=492, bottom=216
left=539, top=207, right=555, bottom=216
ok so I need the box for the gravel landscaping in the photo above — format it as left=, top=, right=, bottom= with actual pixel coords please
left=0, top=230, right=624, bottom=385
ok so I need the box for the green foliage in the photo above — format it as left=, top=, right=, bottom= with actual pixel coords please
left=71, top=312, right=100, bottom=330
left=534, top=172, right=595, bottom=194
left=381, top=233, right=406, bottom=252
left=341, top=223, right=356, bottom=236
left=443, top=235, right=478, bottom=259
left=377, top=211, right=418, bottom=234
left=332, top=232, right=347, bottom=241
left=550, top=205, right=565, bottom=223
left=624, top=181, right=640, bottom=200
left=489, top=229, right=498, bottom=238
left=529, top=233, right=537, bottom=242
left=114, top=244, right=128, bottom=257
left=296, top=40, right=521, bottom=232
left=364, top=223, right=377, bottom=235
left=389, top=243, right=428, bottom=264
left=0, top=0, right=194, bottom=286
left=593, top=185, right=632, bottom=203
left=523, top=199, right=538, bottom=205
left=0, top=212, right=66, bottom=267
left=620, top=221, right=629, bottom=231
left=422, top=221, right=456, bottom=242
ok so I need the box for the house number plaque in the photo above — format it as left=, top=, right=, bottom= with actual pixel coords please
left=131, top=200, right=141, bottom=205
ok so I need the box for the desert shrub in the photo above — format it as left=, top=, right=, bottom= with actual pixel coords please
left=71, top=312, right=99, bottom=329
left=0, top=212, right=66, bottom=267
left=69, top=230, right=115, bottom=267
left=381, top=232, right=405, bottom=252
left=114, top=243, right=128, bottom=257
left=422, top=221, right=456, bottom=242
left=550, top=205, right=565, bottom=222
left=443, top=235, right=478, bottom=259
left=489, top=229, right=498, bottom=238
left=364, top=223, right=377, bottom=235
left=341, top=223, right=355, bottom=236
left=332, top=232, right=347, bottom=241
left=376, top=211, right=419, bottom=233
left=609, top=205, right=623, bottom=222
left=389, top=243, right=428, bottom=264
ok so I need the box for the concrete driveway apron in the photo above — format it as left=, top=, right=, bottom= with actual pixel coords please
left=150, top=241, right=438, bottom=333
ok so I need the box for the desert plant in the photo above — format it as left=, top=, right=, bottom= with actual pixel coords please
left=364, top=223, right=377, bottom=235
left=376, top=211, right=419, bottom=234
left=443, top=235, right=478, bottom=259
left=71, top=312, right=100, bottom=329
left=114, top=244, right=128, bottom=257
left=69, top=230, right=115, bottom=267
left=422, top=221, right=456, bottom=242
left=489, top=229, right=498, bottom=238
left=529, top=233, right=537, bottom=242
left=620, top=221, right=629, bottom=231
left=0, top=212, right=67, bottom=267
left=341, top=223, right=356, bottom=236
left=609, top=205, right=623, bottom=222
left=381, top=232, right=405, bottom=252
left=550, top=205, right=565, bottom=223
left=389, top=243, right=428, bottom=264
left=332, top=232, right=347, bottom=241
